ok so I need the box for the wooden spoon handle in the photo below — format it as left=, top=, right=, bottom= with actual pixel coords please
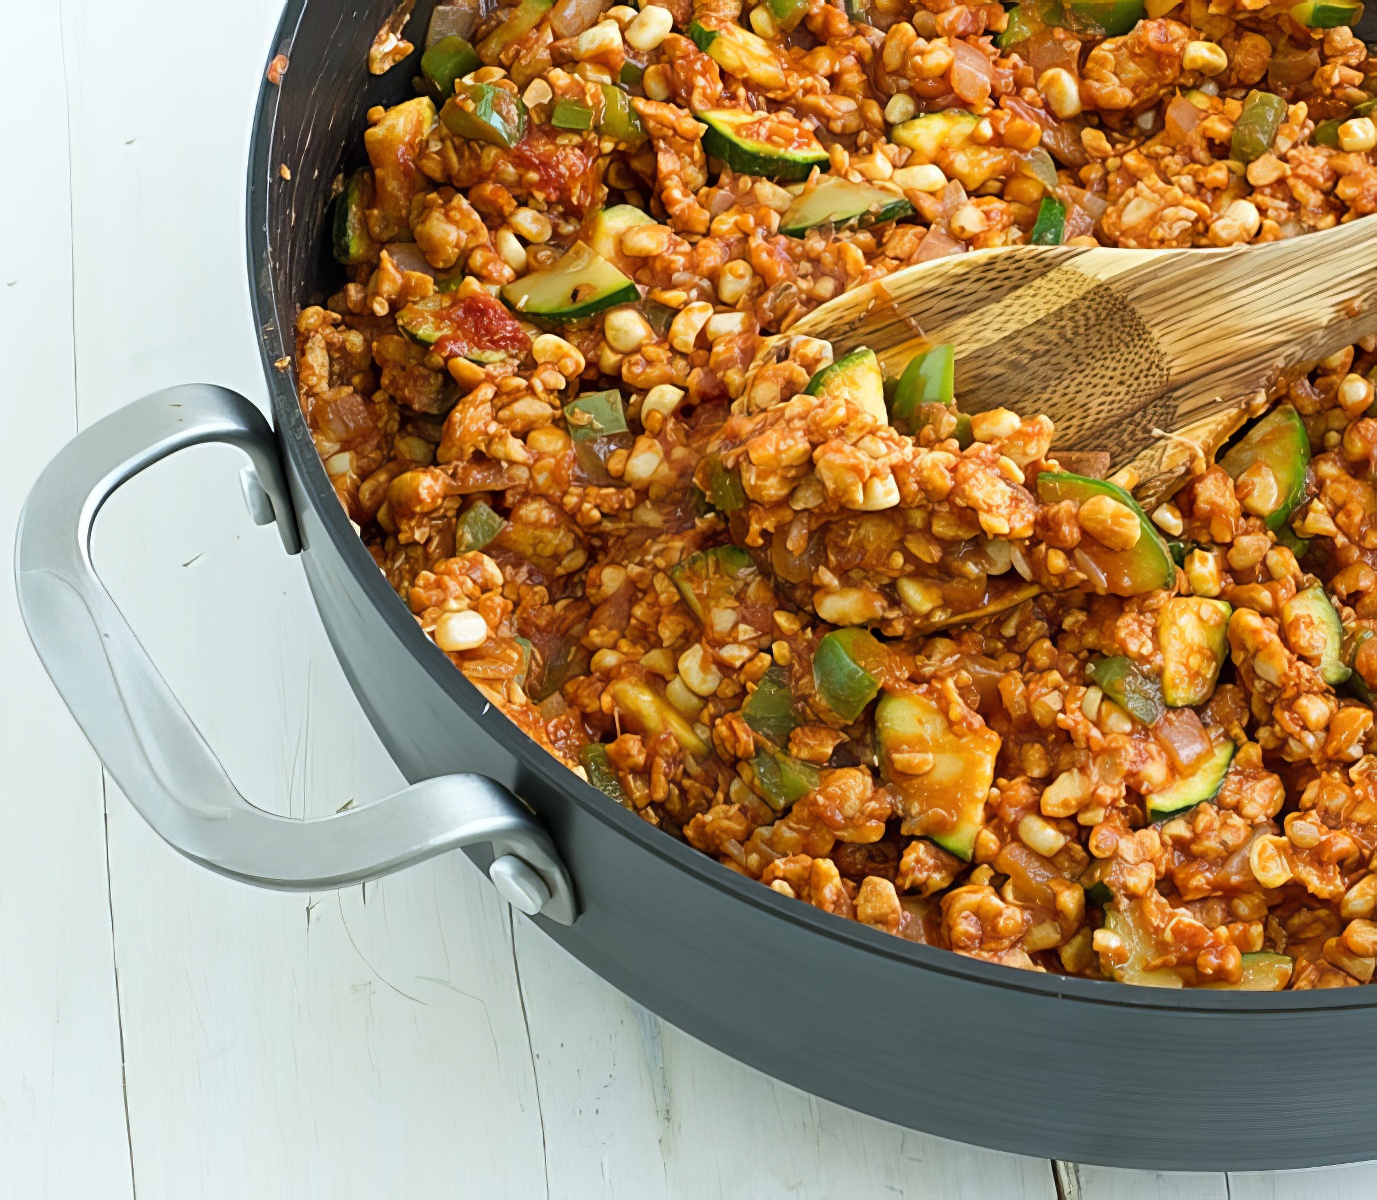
left=783, top=215, right=1377, bottom=470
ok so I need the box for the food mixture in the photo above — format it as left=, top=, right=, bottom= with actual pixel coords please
left=296, top=0, right=1377, bottom=988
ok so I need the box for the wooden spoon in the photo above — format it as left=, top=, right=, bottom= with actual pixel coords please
left=778, top=215, right=1377, bottom=505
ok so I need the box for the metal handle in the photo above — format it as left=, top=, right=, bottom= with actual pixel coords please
left=13, top=385, right=576, bottom=924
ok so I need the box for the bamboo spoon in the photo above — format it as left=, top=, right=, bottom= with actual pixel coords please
left=777, top=214, right=1377, bottom=505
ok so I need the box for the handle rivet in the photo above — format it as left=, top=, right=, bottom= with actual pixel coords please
left=489, top=855, right=551, bottom=916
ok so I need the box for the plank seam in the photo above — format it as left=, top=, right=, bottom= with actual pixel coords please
left=509, top=908, right=552, bottom=1200
left=102, top=773, right=139, bottom=1199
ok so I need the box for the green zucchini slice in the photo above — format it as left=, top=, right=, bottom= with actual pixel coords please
left=780, top=176, right=912, bottom=238
left=607, top=678, right=710, bottom=758
left=1345, top=628, right=1377, bottom=705
left=876, top=688, right=999, bottom=860
left=1202, top=951, right=1293, bottom=991
left=1231, top=90, right=1288, bottom=164
left=1036, top=473, right=1175, bottom=596
left=477, top=0, right=555, bottom=64
left=804, top=347, right=889, bottom=425
left=765, top=0, right=811, bottom=31
left=1144, top=738, right=1235, bottom=822
left=1282, top=584, right=1350, bottom=685
left=698, top=108, right=829, bottom=182
left=551, top=98, right=594, bottom=130
left=500, top=241, right=637, bottom=326
left=599, top=84, right=646, bottom=146
left=813, top=628, right=888, bottom=722
left=688, top=21, right=787, bottom=90
left=1087, top=656, right=1165, bottom=726
left=589, top=203, right=654, bottom=263
left=1290, top=0, right=1362, bottom=25
left=1158, top=598, right=1231, bottom=707
left=889, top=111, right=979, bottom=163
left=394, top=292, right=531, bottom=362
left=332, top=168, right=375, bottom=265
left=1102, top=902, right=1184, bottom=988
left=1220, top=404, right=1310, bottom=533
left=440, top=82, right=528, bottom=147
left=701, top=453, right=747, bottom=511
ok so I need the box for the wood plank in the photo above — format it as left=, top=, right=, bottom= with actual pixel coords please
left=1231, top=1165, right=1377, bottom=1200
left=0, top=0, right=137, bottom=1193
left=1061, top=1164, right=1227, bottom=1200
left=513, top=919, right=1059, bottom=1199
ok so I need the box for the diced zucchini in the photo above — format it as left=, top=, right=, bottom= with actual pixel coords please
left=750, top=743, right=821, bottom=811
left=599, top=84, right=647, bottom=145
left=669, top=546, right=777, bottom=645
left=589, top=204, right=654, bottom=263
left=1102, top=902, right=1183, bottom=988
left=477, top=0, right=555, bottom=64
left=394, top=293, right=530, bottom=362
left=813, top=628, right=888, bottom=722
left=701, top=453, right=747, bottom=511
left=565, top=389, right=628, bottom=440
left=1167, top=539, right=1192, bottom=567
left=1313, top=117, right=1344, bottom=148
left=421, top=35, right=481, bottom=98
left=1029, top=195, right=1065, bottom=246
left=607, top=678, right=710, bottom=757
left=1282, top=584, right=1350, bottom=685
left=364, top=98, right=438, bottom=243
left=998, top=3, right=1043, bottom=47
left=688, top=21, right=787, bottom=90
left=889, top=111, right=980, bottom=164
left=1345, top=628, right=1377, bottom=705
left=1087, top=656, right=1165, bottom=726
left=1158, top=598, right=1231, bottom=707
left=780, top=176, right=913, bottom=238
left=876, top=688, right=999, bottom=860
left=1290, top=0, right=1362, bottom=25
left=889, top=343, right=955, bottom=427
left=619, top=60, right=644, bottom=86
left=1220, top=404, right=1310, bottom=533
left=804, top=348, right=889, bottom=425
left=1201, top=951, right=1293, bottom=991
left=455, top=500, right=508, bottom=553
left=1065, top=0, right=1144, bottom=35
left=513, top=636, right=533, bottom=686
left=332, top=168, right=375, bottom=265
left=697, top=108, right=830, bottom=182
left=766, top=0, right=811, bottom=31
left=552, top=98, right=594, bottom=130
left=1144, top=738, right=1234, bottom=822
left=441, top=82, right=528, bottom=148
left=581, top=743, right=629, bottom=804
left=1080, top=859, right=1111, bottom=906
left=1036, top=473, right=1176, bottom=596
left=742, top=662, right=797, bottom=746
left=1231, top=90, right=1288, bottom=164
left=501, top=241, right=638, bottom=325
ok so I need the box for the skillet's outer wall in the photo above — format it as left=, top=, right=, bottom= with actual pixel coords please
left=251, top=0, right=1377, bottom=1171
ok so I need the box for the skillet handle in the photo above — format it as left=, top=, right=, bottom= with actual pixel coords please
left=13, top=385, right=576, bottom=925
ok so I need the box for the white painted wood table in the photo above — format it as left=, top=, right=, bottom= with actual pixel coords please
left=3, top=1, right=1377, bottom=1195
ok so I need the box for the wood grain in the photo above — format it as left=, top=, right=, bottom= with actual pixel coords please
left=786, top=219, right=1377, bottom=469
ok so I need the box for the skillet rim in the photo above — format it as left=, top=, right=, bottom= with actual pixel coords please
left=244, top=0, right=1377, bottom=1016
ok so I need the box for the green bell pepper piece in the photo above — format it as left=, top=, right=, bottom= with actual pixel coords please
left=1030, top=196, right=1066, bottom=245
left=703, top=453, right=747, bottom=511
left=441, top=82, right=528, bottom=148
left=1065, top=0, right=1144, bottom=35
left=565, top=390, right=628, bottom=440
left=599, top=84, right=646, bottom=145
left=581, top=743, right=629, bottom=804
left=421, top=35, right=481, bottom=98
left=455, top=500, right=508, bottom=553
left=1231, top=91, right=1288, bottom=164
left=751, top=744, right=821, bottom=811
left=813, top=628, right=887, bottom=723
left=889, top=343, right=955, bottom=426
left=552, top=98, right=594, bottom=130
left=742, top=662, right=796, bottom=746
